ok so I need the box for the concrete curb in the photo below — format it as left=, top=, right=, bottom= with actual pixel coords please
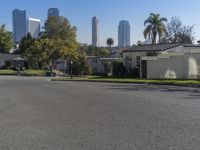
left=51, top=79, right=200, bottom=88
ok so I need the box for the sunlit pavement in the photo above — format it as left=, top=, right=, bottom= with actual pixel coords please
left=0, top=76, right=200, bottom=150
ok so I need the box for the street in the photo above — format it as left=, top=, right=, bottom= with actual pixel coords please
left=0, top=76, right=200, bottom=150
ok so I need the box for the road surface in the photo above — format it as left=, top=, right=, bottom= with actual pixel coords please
left=0, top=76, right=200, bottom=150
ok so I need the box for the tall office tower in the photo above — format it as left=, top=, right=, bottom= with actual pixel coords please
left=48, top=8, right=59, bottom=17
left=92, top=16, right=99, bottom=46
left=12, top=9, right=27, bottom=44
left=27, top=18, right=41, bottom=38
left=118, top=20, right=131, bottom=48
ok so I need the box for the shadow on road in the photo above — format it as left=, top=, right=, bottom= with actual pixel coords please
left=106, top=84, right=200, bottom=99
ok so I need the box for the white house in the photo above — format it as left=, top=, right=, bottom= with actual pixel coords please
left=0, top=54, right=24, bottom=68
left=122, top=43, right=183, bottom=69
left=140, top=45, right=200, bottom=79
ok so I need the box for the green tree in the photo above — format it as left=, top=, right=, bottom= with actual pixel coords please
left=112, top=60, right=126, bottom=77
left=72, top=46, right=92, bottom=75
left=144, top=13, right=167, bottom=44
left=85, top=45, right=109, bottom=57
left=41, top=16, right=78, bottom=66
left=106, top=38, right=114, bottom=51
left=25, top=39, right=49, bottom=69
left=0, top=24, right=13, bottom=53
left=19, top=32, right=34, bottom=54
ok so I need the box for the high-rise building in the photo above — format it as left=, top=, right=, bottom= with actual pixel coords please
left=12, top=9, right=27, bottom=44
left=118, top=20, right=131, bottom=48
left=92, top=16, right=99, bottom=46
left=48, top=8, right=59, bottom=17
left=27, top=18, right=40, bottom=38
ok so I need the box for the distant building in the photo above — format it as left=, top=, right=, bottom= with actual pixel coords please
left=48, top=8, right=59, bottom=17
left=118, top=20, right=130, bottom=48
left=92, top=16, right=99, bottom=46
left=12, top=9, right=27, bottom=44
left=27, top=18, right=40, bottom=38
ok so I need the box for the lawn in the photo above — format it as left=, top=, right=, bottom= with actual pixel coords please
left=0, top=69, right=17, bottom=75
left=52, top=76, right=200, bottom=87
left=22, top=70, right=48, bottom=76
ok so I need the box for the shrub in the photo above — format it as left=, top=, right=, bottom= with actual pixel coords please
left=112, top=60, right=127, bottom=77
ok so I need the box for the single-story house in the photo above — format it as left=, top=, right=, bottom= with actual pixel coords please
left=0, top=54, right=24, bottom=68
left=140, top=44, right=200, bottom=79
left=87, top=56, right=123, bottom=75
left=122, top=43, right=183, bottom=69
left=87, top=56, right=106, bottom=75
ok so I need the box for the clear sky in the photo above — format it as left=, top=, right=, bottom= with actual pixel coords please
left=1, top=0, right=200, bottom=46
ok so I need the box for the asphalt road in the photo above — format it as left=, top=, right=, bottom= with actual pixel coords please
left=0, top=76, right=200, bottom=150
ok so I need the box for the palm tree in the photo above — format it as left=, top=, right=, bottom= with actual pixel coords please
left=106, top=38, right=114, bottom=51
left=144, top=13, right=167, bottom=44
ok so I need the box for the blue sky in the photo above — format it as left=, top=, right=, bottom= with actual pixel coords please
left=1, top=0, right=200, bottom=46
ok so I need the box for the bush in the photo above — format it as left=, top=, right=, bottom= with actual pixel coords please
left=112, top=60, right=127, bottom=77
left=127, top=67, right=140, bottom=78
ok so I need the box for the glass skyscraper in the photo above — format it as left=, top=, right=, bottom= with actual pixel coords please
left=27, top=18, right=40, bottom=38
left=118, top=20, right=131, bottom=48
left=92, top=16, right=99, bottom=47
left=12, top=9, right=27, bottom=44
left=48, top=8, right=59, bottom=17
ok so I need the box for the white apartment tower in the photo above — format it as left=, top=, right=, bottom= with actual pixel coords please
left=27, top=18, right=40, bottom=38
left=118, top=20, right=131, bottom=48
left=92, top=16, right=99, bottom=46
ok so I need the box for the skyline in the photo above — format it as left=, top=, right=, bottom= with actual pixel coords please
left=1, top=0, right=200, bottom=46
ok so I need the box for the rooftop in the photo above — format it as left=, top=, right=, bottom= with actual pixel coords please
left=122, top=43, right=183, bottom=52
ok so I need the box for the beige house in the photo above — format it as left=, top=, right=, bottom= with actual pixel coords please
left=140, top=45, right=200, bottom=79
left=122, top=43, right=183, bottom=69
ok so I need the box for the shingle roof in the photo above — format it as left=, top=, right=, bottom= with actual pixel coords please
left=0, top=54, right=22, bottom=61
left=122, top=43, right=183, bottom=52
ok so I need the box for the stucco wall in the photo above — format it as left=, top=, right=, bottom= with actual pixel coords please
left=87, top=57, right=105, bottom=75
left=123, top=51, right=162, bottom=68
left=144, top=52, right=200, bottom=79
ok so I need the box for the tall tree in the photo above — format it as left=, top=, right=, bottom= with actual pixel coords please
left=24, top=39, right=49, bottom=69
left=0, top=24, right=13, bottom=53
left=144, top=13, right=167, bottom=44
left=72, top=46, right=92, bottom=75
left=106, top=38, right=114, bottom=51
left=42, top=16, right=78, bottom=64
left=85, top=45, right=109, bottom=57
left=19, top=32, right=34, bottom=54
left=167, top=17, right=194, bottom=44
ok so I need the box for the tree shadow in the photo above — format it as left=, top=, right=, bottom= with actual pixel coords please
left=105, top=84, right=200, bottom=99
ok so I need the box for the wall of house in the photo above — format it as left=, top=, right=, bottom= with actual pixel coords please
left=87, top=57, right=106, bottom=75
left=123, top=51, right=162, bottom=68
left=143, top=52, right=200, bottom=79
left=0, top=60, right=5, bottom=68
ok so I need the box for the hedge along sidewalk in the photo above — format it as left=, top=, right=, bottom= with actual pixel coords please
left=0, top=70, right=17, bottom=75
left=51, top=76, right=200, bottom=88
left=0, top=69, right=52, bottom=76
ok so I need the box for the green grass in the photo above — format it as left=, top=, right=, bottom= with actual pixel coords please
left=52, top=76, right=200, bottom=86
left=0, top=69, right=17, bottom=75
left=22, top=70, right=48, bottom=76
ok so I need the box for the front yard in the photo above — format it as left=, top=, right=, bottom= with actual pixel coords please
left=0, top=69, right=54, bottom=76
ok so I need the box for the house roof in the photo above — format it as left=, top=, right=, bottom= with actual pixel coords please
left=122, top=43, right=183, bottom=53
left=0, top=54, right=22, bottom=61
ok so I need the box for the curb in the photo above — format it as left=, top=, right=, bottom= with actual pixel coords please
left=51, top=79, right=200, bottom=88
